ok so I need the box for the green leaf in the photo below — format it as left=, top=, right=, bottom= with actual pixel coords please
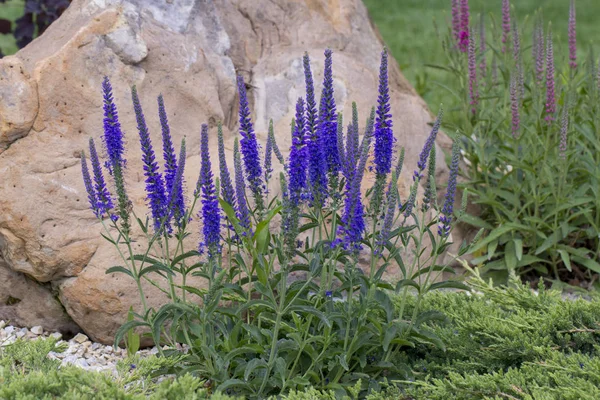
left=513, top=238, right=523, bottom=261
left=113, top=319, right=150, bottom=349
left=138, top=263, right=175, bottom=278
left=557, top=249, right=572, bottom=272
left=105, top=266, right=134, bottom=278
left=505, top=240, right=517, bottom=271
left=244, top=358, right=268, bottom=381
left=171, top=250, right=201, bottom=267
left=571, top=255, right=600, bottom=274
left=428, top=280, right=469, bottom=291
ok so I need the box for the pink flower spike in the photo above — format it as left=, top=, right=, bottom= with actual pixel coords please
left=459, top=0, right=470, bottom=52
left=501, top=0, right=511, bottom=52
left=569, top=0, right=577, bottom=69
left=545, top=32, right=556, bottom=122
left=468, top=28, right=479, bottom=113
left=452, top=0, right=461, bottom=45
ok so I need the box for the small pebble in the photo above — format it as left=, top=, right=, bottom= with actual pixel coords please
left=73, top=333, right=89, bottom=344
left=30, top=325, right=44, bottom=335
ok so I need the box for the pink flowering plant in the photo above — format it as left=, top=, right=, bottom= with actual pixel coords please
left=441, top=0, right=600, bottom=285
left=80, top=49, right=473, bottom=398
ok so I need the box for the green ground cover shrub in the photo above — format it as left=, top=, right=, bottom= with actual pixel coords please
left=4, top=279, right=600, bottom=399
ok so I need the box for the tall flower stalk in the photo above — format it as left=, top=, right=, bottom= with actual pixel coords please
left=132, top=86, right=168, bottom=234
left=545, top=32, right=556, bottom=122
left=288, top=98, right=308, bottom=202
left=303, top=53, right=327, bottom=202
left=102, top=77, right=125, bottom=171
left=510, top=74, right=520, bottom=138
left=501, top=0, right=511, bottom=53
left=569, top=0, right=577, bottom=69
left=468, top=28, right=479, bottom=114
left=237, top=75, right=264, bottom=214
left=158, top=95, right=185, bottom=229
left=371, top=48, right=394, bottom=216
left=217, top=122, right=237, bottom=221
left=459, top=0, right=470, bottom=52
left=438, top=142, right=460, bottom=237
left=199, top=124, right=221, bottom=261
left=318, top=49, right=340, bottom=178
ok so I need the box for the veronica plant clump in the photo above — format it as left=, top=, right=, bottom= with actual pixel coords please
left=440, top=0, right=600, bottom=286
left=81, top=49, right=472, bottom=399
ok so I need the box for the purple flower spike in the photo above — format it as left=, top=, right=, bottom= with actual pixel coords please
left=458, top=0, right=470, bottom=52
left=318, top=49, right=340, bottom=176
left=199, top=124, right=221, bottom=259
left=479, top=14, right=486, bottom=79
left=102, top=77, right=125, bottom=172
left=341, top=146, right=368, bottom=253
left=217, top=123, right=236, bottom=213
left=374, top=48, right=394, bottom=178
left=264, top=123, right=274, bottom=188
left=81, top=151, right=99, bottom=218
left=414, top=108, right=443, bottom=182
left=501, top=0, right=511, bottom=53
left=234, top=138, right=251, bottom=233
left=510, top=75, right=520, bottom=138
left=438, top=142, right=460, bottom=238
left=569, top=0, right=577, bottom=69
left=534, top=22, right=545, bottom=86
left=468, top=29, right=479, bottom=114
left=559, top=108, right=569, bottom=159
left=158, top=95, right=185, bottom=228
left=88, top=138, right=113, bottom=219
left=131, top=86, right=168, bottom=233
left=545, top=32, right=556, bottom=122
left=452, top=0, right=461, bottom=46
left=289, top=97, right=308, bottom=202
left=168, top=139, right=187, bottom=226
left=303, top=52, right=327, bottom=201
left=236, top=75, right=264, bottom=211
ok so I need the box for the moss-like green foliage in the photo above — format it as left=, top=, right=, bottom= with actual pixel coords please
left=3, top=280, right=600, bottom=400
left=0, top=338, right=238, bottom=400
left=394, top=279, right=600, bottom=399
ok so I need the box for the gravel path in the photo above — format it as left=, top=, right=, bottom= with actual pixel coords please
left=0, top=320, right=159, bottom=376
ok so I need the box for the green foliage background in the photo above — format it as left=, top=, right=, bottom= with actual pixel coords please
left=363, top=0, right=600, bottom=117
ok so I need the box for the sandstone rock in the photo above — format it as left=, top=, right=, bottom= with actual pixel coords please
left=0, top=0, right=457, bottom=343
left=0, top=259, right=80, bottom=335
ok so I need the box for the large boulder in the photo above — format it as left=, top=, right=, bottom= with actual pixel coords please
left=0, top=0, right=454, bottom=343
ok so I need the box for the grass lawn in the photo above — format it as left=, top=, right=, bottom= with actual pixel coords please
left=0, top=0, right=23, bottom=55
left=364, top=0, right=600, bottom=114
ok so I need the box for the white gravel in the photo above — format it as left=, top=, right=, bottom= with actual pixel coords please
left=0, top=321, right=162, bottom=376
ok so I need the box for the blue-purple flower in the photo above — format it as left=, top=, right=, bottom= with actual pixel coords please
left=438, top=142, right=460, bottom=237
left=288, top=97, right=308, bottom=202
left=88, top=138, right=113, bottom=219
left=341, top=126, right=371, bottom=252
left=81, top=149, right=99, bottom=218
left=374, top=49, right=394, bottom=178
left=102, top=77, right=125, bottom=172
left=217, top=122, right=237, bottom=212
left=237, top=75, right=264, bottom=212
left=158, top=95, right=185, bottom=228
left=131, top=86, right=168, bottom=233
left=199, top=124, right=221, bottom=258
left=234, top=138, right=251, bottom=233
left=304, top=52, right=327, bottom=201
left=167, top=139, right=187, bottom=225
left=318, top=49, right=340, bottom=176
left=414, top=108, right=443, bottom=181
